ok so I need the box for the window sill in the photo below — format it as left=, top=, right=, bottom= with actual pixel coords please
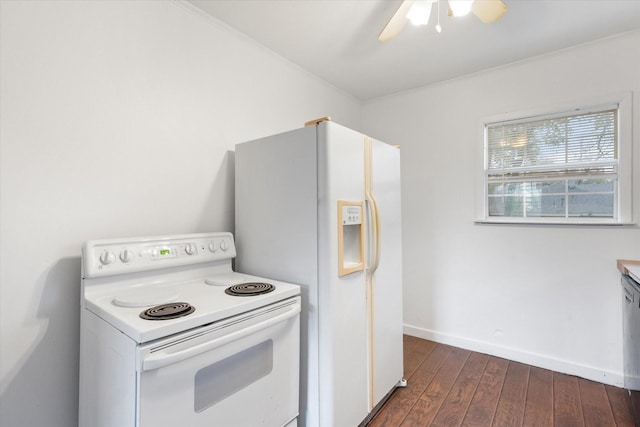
left=475, top=218, right=635, bottom=226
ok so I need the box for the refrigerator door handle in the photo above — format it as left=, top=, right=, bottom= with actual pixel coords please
left=368, top=194, right=381, bottom=274
left=364, top=137, right=381, bottom=275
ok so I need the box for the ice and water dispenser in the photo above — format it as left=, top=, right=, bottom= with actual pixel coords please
left=337, top=201, right=365, bottom=276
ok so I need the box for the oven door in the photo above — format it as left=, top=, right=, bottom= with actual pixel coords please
left=136, top=296, right=300, bottom=427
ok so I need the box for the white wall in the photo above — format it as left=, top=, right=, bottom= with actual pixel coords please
left=0, top=1, right=360, bottom=425
left=2, top=1, right=638, bottom=424
left=362, top=31, right=640, bottom=386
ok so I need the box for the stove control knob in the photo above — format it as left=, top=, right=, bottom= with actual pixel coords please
left=185, top=243, right=197, bottom=255
left=119, top=249, right=134, bottom=263
left=220, top=240, right=229, bottom=251
left=208, top=242, right=218, bottom=253
left=99, top=250, right=115, bottom=265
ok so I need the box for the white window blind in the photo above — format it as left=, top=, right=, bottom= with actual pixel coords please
left=485, top=107, right=619, bottom=220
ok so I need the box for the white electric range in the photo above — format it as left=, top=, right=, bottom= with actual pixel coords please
left=79, top=232, right=301, bottom=427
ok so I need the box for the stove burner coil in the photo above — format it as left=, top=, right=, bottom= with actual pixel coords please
left=139, top=302, right=195, bottom=320
left=225, top=282, right=275, bottom=297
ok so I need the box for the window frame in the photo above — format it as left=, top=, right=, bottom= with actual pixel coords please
left=475, top=92, right=633, bottom=225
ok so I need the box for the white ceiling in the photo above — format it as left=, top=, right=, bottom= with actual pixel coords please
left=187, top=0, right=640, bottom=101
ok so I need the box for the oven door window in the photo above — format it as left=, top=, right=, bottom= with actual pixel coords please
left=194, top=339, right=273, bottom=412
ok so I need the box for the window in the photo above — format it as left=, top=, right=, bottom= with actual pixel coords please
left=477, top=94, right=632, bottom=224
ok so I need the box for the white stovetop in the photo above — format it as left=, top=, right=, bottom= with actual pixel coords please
left=81, top=232, right=301, bottom=343
left=84, top=269, right=300, bottom=344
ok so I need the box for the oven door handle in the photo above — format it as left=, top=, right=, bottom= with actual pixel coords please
left=141, top=304, right=300, bottom=372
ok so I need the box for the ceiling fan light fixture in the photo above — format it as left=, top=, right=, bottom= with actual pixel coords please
left=378, top=0, right=507, bottom=43
left=471, top=0, right=508, bottom=23
left=448, top=0, right=474, bottom=17
left=406, top=1, right=434, bottom=26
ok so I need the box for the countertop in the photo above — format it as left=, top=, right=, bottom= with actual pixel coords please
left=618, top=259, right=640, bottom=283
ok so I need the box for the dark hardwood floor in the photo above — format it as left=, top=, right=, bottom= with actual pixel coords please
left=368, top=335, right=638, bottom=427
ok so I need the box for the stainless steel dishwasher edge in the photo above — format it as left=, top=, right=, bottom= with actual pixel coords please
left=621, top=273, right=640, bottom=423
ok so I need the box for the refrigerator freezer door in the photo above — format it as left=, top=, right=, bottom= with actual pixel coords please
left=317, top=122, right=369, bottom=427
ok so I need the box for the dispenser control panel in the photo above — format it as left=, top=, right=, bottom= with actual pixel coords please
left=341, top=205, right=362, bottom=225
left=338, top=201, right=364, bottom=276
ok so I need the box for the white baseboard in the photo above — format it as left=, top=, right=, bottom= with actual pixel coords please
left=403, top=324, right=624, bottom=388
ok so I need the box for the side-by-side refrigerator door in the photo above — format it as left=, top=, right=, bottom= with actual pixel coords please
left=317, top=122, right=370, bottom=427
left=370, top=139, right=404, bottom=407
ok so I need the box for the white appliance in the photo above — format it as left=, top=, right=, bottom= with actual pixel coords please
left=235, top=119, right=404, bottom=427
left=79, top=232, right=301, bottom=427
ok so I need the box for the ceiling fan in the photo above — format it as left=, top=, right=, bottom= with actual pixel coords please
left=379, top=0, right=508, bottom=42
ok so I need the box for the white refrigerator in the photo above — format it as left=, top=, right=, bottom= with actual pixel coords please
left=235, top=119, right=404, bottom=427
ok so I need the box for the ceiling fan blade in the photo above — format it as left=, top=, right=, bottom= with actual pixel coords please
left=379, top=0, right=415, bottom=42
left=471, top=0, right=508, bottom=24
